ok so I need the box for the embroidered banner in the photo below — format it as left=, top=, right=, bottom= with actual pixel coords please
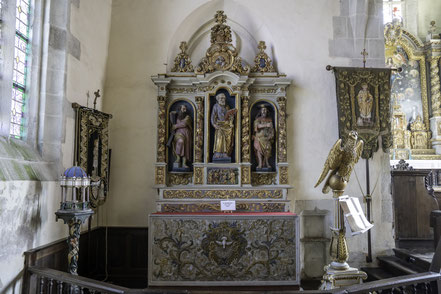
left=333, top=67, right=392, bottom=159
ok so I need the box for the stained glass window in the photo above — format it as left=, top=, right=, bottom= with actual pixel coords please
left=10, top=0, right=30, bottom=139
left=383, top=0, right=404, bottom=24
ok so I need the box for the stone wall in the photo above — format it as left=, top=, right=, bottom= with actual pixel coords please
left=102, top=0, right=394, bottom=276
left=0, top=0, right=112, bottom=292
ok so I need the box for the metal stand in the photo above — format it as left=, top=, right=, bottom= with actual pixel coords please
left=365, top=159, right=372, bottom=263
left=320, top=191, right=367, bottom=290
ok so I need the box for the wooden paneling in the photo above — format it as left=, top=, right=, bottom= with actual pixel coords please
left=24, top=227, right=148, bottom=289
left=100, top=227, right=148, bottom=288
left=392, top=170, right=438, bottom=242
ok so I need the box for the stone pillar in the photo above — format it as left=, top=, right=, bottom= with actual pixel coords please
left=194, top=96, right=205, bottom=185
left=241, top=95, right=251, bottom=185
left=155, top=96, right=167, bottom=186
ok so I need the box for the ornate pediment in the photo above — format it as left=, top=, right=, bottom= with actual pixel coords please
left=195, top=11, right=250, bottom=75
left=170, top=11, right=281, bottom=76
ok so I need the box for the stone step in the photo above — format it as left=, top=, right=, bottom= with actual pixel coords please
left=377, top=256, right=425, bottom=276
left=361, top=267, right=396, bottom=282
left=393, top=248, right=431, bottom=271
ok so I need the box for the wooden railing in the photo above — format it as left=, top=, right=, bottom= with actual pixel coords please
left=23, top=225, right=441, bottom=293
left=27, top=266, right=130, bottom=294
left=337, top=272, right=441, bottom=294
left=25, top=265, right=441, bottom=294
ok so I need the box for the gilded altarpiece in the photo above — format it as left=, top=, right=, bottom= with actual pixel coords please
left=149, top=11, right=298, bottom=286
left=385, top=21, right=441, bottom=160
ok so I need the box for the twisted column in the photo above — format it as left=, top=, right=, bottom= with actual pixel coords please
left=241, top=96, right=250, bottom=162
left=67, top=219, right=82, bottom=275
left=195, top=96, right=204, bottom=163
left=431, top=57, right=441, bottom=117
left=277, top=96, right=287, bottom=162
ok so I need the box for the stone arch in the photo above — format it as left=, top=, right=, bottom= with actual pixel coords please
left=166, top=0, right=277, bottom=73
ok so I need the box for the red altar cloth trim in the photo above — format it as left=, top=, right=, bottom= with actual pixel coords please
left=152, top=212, right=296, bottom=216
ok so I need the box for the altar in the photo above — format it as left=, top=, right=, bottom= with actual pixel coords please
left=149, top=11, right=298, bottom=286
left=148, top=212, right=299, bottom=286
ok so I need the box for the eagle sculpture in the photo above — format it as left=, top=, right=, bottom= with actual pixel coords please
left=314, top=131, right=364, bottom=194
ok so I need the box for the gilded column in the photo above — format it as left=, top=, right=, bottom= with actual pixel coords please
left=431, top=57, right=441, bottom=117
left=277, top=96, right=287, bottom=162
left=156, top=96, right=167, bottom=162
left=277, top=96, right=288, bottom=185
left=195, top=96, right=205, bottom=162
left=241, top=95, right=251, bottom=185
left=194, top=96, right=205, bottom=185
left=155, top=96, right=167, bottom=186
left=241, top=95, right=251, bottom=162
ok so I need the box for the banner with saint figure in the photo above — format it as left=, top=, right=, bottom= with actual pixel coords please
left=333, top=67, right=392, bottom=159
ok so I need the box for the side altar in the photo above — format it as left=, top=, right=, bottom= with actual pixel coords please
left=148, top=11, right=299, bottom=286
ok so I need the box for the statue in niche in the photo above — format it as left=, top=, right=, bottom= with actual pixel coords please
left=168, top=104, right=193, bottom=170
left=410, top=115, right=428, bottom=150
left=211, top=93, right=237, bottom=162
left=253, top=105, right=274, bottom=171
left=356, top=83, right=374, bottom=127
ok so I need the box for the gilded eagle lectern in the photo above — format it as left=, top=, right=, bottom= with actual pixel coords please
left=315, top=131, right=367, bottom=289
left=315, top=131, right=363, bottom=196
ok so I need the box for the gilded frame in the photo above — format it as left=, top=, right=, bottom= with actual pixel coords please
left=73, top=103, right=112, bottom=207
left=385, top=23, right=429, bottom=131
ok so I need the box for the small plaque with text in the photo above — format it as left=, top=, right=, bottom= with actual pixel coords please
left=221, top=200, right=236, bottom=211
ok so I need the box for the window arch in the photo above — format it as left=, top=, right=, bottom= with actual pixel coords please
left=383, top=0, right=405, bottom=24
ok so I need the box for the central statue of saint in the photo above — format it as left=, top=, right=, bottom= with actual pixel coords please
left=211, top=93, right=237, bottom=161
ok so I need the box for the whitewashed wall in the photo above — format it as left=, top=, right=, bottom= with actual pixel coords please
left=0, top=0, right=112, bottom=292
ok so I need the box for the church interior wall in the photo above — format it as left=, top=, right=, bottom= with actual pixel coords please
left=416, top=0, right=441, bottom=39
left=402, top=0, right=441, bottom=40
left=2, top=0, right=440, bottom=291
left=0, top=0, right=112, bottom=292
left=102, top=0, right=394, bottom=274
